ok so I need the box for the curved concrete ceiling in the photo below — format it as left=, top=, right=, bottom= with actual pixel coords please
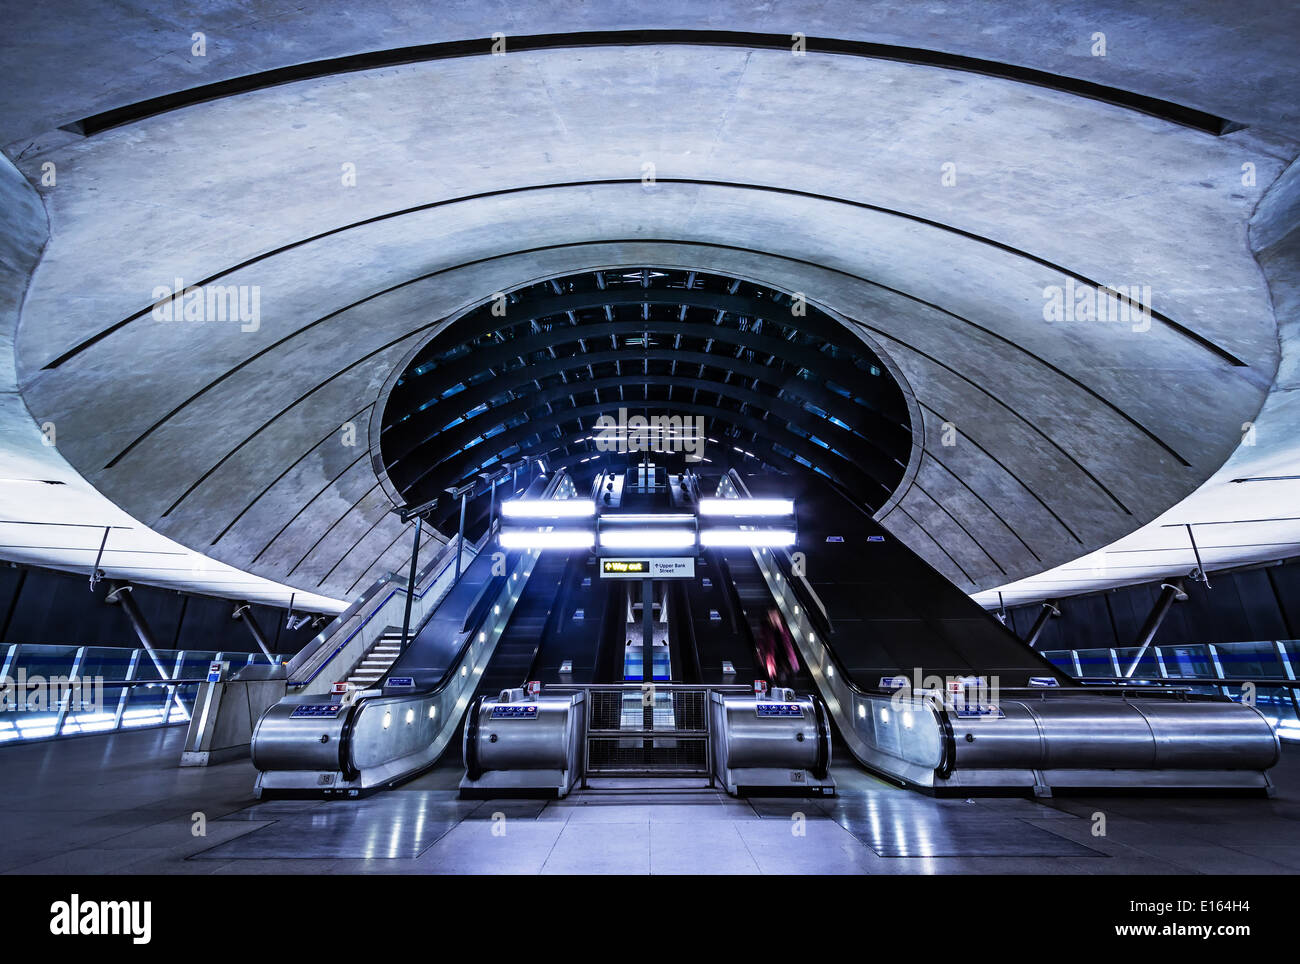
left=2, top=3, right=1297, bottom=608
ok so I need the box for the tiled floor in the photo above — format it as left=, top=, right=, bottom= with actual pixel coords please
left=2, top=727, right=1297, bottom=874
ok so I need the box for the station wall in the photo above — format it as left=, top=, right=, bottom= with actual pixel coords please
left=0, top=563, right=324, bottom=654
left=1006, top=560, right=1300, bottom=651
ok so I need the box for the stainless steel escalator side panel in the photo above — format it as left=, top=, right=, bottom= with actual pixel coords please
left=252, top=543, right=546, bottom=797
left=744, top=520, right=1280, bottom=795
left=1129, top=698, right=1281, bottom=770
left=946, top=697, right=1281, bottom=772
left=459, top=690, right=587, bottom=797
left=250, top=693, right=351, bottom=774
left=751, top=543, right=949, bottom=787
left=941, top=701, right=1048, bottom=770
left=709, top=690, right=836, bottom=795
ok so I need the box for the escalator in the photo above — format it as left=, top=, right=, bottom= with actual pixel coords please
left=737, top=471, right=1065, bottom=688
left=250, top=471, right=579, bottom=797
left=531, top=558, right=617, bottom=684
left=719, top=469, right=1281, bottom=795
left=457, top=468, right=836, bottom=798
left=717, top=548, right=815, bottom=692
left=469, top=548, right=571, bottom=699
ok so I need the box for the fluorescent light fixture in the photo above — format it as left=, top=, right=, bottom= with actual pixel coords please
left=698, top=498, right=794, bottom=516
left=601, top=513, right=695, bottom=524
left=499, top=530, right=594, bottom=549
left=700, top=529, right=796, bottom=547
left=600, top=529, right=696, bottom=549
left=501, top=499, right=595, bottom=518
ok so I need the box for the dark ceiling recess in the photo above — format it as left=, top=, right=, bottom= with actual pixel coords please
left=377, top=267, right=912, bottom=535
left=64, top=31, right=1238, bottom=137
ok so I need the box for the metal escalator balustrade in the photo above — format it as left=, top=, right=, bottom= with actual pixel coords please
left=251, top=471, right=581, bottom=797
left=458, top=466, right=836, bottom=799
left=467, top=548, right=572, bottom=699
left=284, top=536, right=479, bottom=696
left=720, top=470, right=1281, bottom=796
left=460, top=682, right=835, bottom=798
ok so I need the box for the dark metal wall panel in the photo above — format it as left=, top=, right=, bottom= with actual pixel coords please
left=4, top=570, right=139, bottom=647
left=0, top=563, right=320, bottom=655
left=1008, top=559, right=1300, bottom=650
left=173, top=592, right=242, bottom=652
left=1040, top=594, right=1113, bottom=652
left=1101, top=587, right=1143, bottom=647
left=0, top=566, right=25, bottom=637
left=1268, top=565, right=1300, bottom=638
left=1235, top=568, right=1291, bottom=641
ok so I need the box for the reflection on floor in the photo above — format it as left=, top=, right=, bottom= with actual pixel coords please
left=2, top=727, right=1297, bottom=874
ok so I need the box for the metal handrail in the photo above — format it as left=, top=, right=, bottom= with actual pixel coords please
left=716, top=471, right=867, bottom=694
left=328, top=471, right=576, bottom=781
left=342, top=471, right=571, bottom=706
left=287, top=529, right=483, bottom=678
left=287, top=535, right=482, bottom=687
left=1076, top=676, right=1300, bottom=689
left=722, top=469, right=831, bottom=629
left=284, top=575, right=396, bottom=677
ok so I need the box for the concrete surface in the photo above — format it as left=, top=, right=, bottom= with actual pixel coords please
left=1, top=726, right=1297, bottom=875
left=0, top=5, right=1296, bottom=604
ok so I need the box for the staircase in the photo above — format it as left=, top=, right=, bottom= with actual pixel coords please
left=346, top=631, right=404, bottom=688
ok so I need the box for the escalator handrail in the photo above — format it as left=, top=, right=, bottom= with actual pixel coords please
left=334, top=470, right=572, bottom=762
left=811, top=694, right=832, bottom=780
left=516, top=551, right=579, bottom=684
left=721, top=470, right=1070, bottom=696
left=675, top=580, right=704, bottom=684
left=715, top=471, right=888, bottom=704
left=369, top=471, right=564, bottom=696
left=723, top=469, right=832, bottom=632
left=594, top=576, right=624, bottom=683
left=287, top=532, right=486, bottom=686
left=463, top=695, right=485, bottom=780
left=769, top=469, right=1071, bottom=682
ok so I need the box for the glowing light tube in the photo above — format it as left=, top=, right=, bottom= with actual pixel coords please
left=501, top=499, right=596, bottom=518
left=699, top=529, right=797, bottom=547
left=499, top=530, right=594, bottom=549
left=698, top=498, right=794, bottom=517
left=599, top=529, right=697, bottom=549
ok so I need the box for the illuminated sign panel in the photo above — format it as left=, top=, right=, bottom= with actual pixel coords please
left=600, top=558, right=696, bottom=579
left=602, top=559, right=649, bottom=575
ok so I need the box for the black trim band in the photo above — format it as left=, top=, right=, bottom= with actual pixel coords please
left=64, top=30, right=1238, bottom=137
